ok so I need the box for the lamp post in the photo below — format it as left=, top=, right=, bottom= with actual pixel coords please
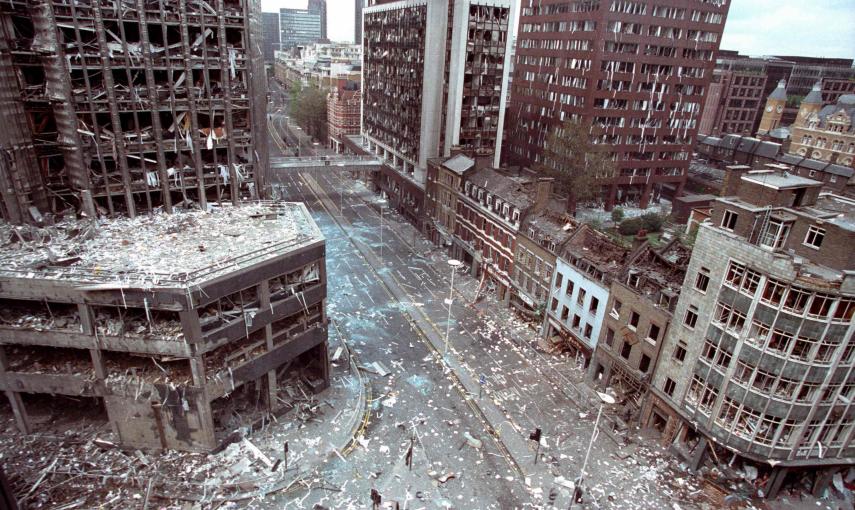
left=377, top=198, right=387, bottom=264
left=571, top=391, right=615, bottom=509
left=337, top=163, right=345, bottom=215
left=443, top=259, right=463, bottom=356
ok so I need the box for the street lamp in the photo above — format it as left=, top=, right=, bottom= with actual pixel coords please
left=336, top=163, right=345, bottom=215
left=572, top=391, right=616, bottom=509
left=443, top=259, right=463, bottom=356
left=377, top=198, right=387, bottom=264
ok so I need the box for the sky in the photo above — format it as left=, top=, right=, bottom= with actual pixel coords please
left=262, top=0, right=855, bottom=60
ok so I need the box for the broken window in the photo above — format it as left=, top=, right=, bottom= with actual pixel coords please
left=808, top=293, right=834, bottom=319
left=694, top=268, right=710, bottom=292
left=688, top=376, right=718, bottom=416
left=751, top=369, right=776, bottom=394
left=673, top=341, right=687, bottom=363
left=733, top=360, right=754, bottom=385
left=620, top=341, right=632, bottom=359
left=639, top=354, right=651, bottom=373
left=796, top=381, right=820, bottom=402
left=761, top=278, right=786, bottom=306
left=629, top=310, right=640, bottom=329
left=647, top=323, right=661, bottom=344
left=720, top=210, right=738, bottom=231
left=833, top=298, right=855, bottom=322
left=741, top=269, right=762, bottom=295
left=724, top=260, right=746, bottom=287
left=683, top=305, right=698, bottom=329
left=790, top=336, right=816, bottom=361
left=767, top=329, right=793, bottom=355
left=663, top=378, right=676, bottom=397
left=611, top=298, right=622, bottom=318
left=605, top=327, right=615, bottom=347
left=815, top=337, right=841, bottom=364
left=783, top=287, right=811, bottom=314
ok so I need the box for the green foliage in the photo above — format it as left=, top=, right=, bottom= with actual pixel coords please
left=618, top=217, right=645, bottom=235
left=537, top=119, right=616, bottom=213
left=610, top=207, right=624, bottom=223
left=290, top=84, right=327, bottom=141
left=617, top=213, right=665, bottom=236
left=640, top=212, right=664, bottom=232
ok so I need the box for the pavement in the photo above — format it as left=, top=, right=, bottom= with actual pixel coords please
left=264, top=142, right=730, bottom=509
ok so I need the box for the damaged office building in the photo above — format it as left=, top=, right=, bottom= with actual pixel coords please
left=647, top=169, right=854, bottom=498
left=0, top=0, right=269, bottom=223
left=0, top=202, right=329, bottom=451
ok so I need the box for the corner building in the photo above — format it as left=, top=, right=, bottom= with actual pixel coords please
left=646, top=169, right=854, bottom=498
left=507, top=0, right=729, bottom=209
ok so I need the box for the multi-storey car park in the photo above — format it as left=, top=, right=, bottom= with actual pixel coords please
left=0, top=202, right=328, bottom=451
left=0, top=0, right=269, bottom=223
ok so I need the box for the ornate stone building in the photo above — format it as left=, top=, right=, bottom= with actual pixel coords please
left=789, top=90, right=855, bottom=168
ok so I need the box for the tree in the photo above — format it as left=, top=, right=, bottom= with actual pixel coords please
left=610, top=207, right=624, bottom=223
left=537, top=119, right=616, bottom=215
left=290, top=85, right=328, bottom=142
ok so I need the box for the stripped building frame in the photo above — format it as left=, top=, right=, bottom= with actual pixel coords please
left=0, top=0, right=269, bottom=224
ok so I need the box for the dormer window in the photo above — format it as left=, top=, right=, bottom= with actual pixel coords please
left=512, top=210, right=520, bottom=223
left=528, top=226, right=536, bottom=237
left=465, top=182, right=471, bottom=193
left=503, top=204, right=510, bottom=217
left=478, top=189, right=484, bottom=201
left=487, top=194, right=493, bottom=207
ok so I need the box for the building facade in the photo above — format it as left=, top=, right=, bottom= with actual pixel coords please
left=506, top=0, right=730, bottom=209
left=0, top=203, right=329, bottom=451
left=0, top=0, right=269, bottom=224
left=355, top=0, right=363, bottom=44
left=698, top=56, right=767, bottom=137
left=453, top=166, right=550, bottom=302
left=360, top=0, right=517, bottom=224
left=645, top=169, right=854, bottom=498
left=262, top=11, right=281, bottom=63
left=789, top=93, right=855, bottom=168
left=307, top=0, right=327, bottom=41
left=510, top=202, right=576, bottom=318
left=544, top=226, right=628, bottom=358
left=588, top=240, right=689, bottom=417
left=328, top=78, right=362, bottom=152
left=280, top=8, right=322, bottom=50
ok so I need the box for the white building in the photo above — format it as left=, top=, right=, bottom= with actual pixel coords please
left=543, top=225, right=628, bottom=358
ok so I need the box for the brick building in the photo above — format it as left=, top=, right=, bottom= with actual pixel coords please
left=588, top=239, right=689, bottom=418
left=698, top=55, right=767, bottom=137
left=510, top=202, right=577, bottom=319
left=645, top=169, right=854, bottom=498
left=327, top=78, right=361, bottom=153
left=0, top=0, right=269, bottom=224
left=506, top=0, right=730, bottom=209
left=453, top=166, right=552, bottom=302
